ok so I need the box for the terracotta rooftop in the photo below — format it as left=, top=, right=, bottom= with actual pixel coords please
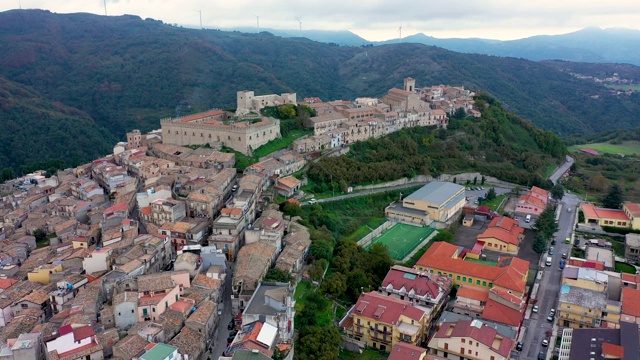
left=186, top=300, right=216, bottom=326
left=351, top=291, right=427, bottom=326
left=581, top=203, right=631, bottom=221
left=192, top=273, right=222, bottom=291
left=137, top=273, right=176, bottom=293
left=433, top=319, right=514, bottom=358
left=457, top=285, right=489, bottom=302
left=624, top=202, right=640, bottom=217
left=381, top=265, right=445, bottom=300
left=169, top=326, right=205, bottom=359
left=481, top=298, right=524, bottom=327
left=388, top=343, right=427, bottom=360
left=530, top=186, right=549, bottom=197
left=517, top=193, right=546, bottom=209
left=21, top=289, right=50, bottom=305
left=622, top=287, right=640, bottom=317
left=114, top=334, right=149, bottom=359
left=416, top=242, right=529, bottom=294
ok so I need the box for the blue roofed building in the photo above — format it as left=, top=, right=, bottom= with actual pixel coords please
left=385, top=181, right=465, bottom=227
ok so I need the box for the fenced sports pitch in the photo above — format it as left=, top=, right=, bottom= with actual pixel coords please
left=365, top=222, right=435, bottom=261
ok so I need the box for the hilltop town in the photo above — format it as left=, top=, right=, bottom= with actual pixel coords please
left=0, top=77, right=638, bottom=360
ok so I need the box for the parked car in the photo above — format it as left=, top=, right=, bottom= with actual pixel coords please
left=559, top=260, right=566, bottom=269
left=548, top=247, right=554, bottom=255
left=547, top=314, right=554, bottom=322
left=551, top=239, right=557, bottom=245
left=308, top=198, right=317, bottom=205
left=538, top=351, right=546, bottom=359
left=516, top=342, right=523, bottom=351
left=562, top=253, right=567, bottom=259
left=227, top=320, right=235, bottom=330
left=550, top=308, right=556, bottom=315
left=542, top=338, right=549, bottom=347
left=229, top=329, right=238, bottom=337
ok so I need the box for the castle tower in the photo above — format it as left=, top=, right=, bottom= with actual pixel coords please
left=404, top=77, right=416, bottom=93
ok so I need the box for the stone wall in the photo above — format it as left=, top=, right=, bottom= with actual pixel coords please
left=352, top=173, right=519, bottom=191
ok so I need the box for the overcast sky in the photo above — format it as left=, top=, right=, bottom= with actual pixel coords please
left=3, top=0, right=640, bottom=41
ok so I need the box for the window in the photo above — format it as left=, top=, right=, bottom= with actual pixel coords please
left=152, top=307, right=156, bottom=312
left=175, top=294, right=179, bottom=301
left=461, top=339, right=465, bottom=344
left=483, top=281, right=487, bottom=286
left=469, top=341, right=472, bottom=345
left=477, top=280, right=481, bottom=285
left=463, top=277, right=466, bottom=282
left=457, top=276, right=461, bottom=280
left=21, top=304, right=28, bottom=309
left=131, top=310, right=134, bottom=313
left=143, top=308, right=148, bottom=315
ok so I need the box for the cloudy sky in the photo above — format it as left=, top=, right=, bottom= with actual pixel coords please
left=2, top=0, right=640, bottom=41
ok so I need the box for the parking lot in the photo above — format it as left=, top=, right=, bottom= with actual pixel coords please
left=452, top=217, right=541, bottom=269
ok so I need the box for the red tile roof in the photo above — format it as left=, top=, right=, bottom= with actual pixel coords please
left=478, top=228, right=521, bottom=246
left=103, top=202, right=128, bottom=214
left=457, top=285, right=488, bottom=302
left=178, top=109, right=225, bottom=123
left=434, top=319, right=514, bottom=358
left=388, top=343, right=427, bottom=360
left=481, top=299, right=523, bottom=327
left=352, top=292, right=426, bottom=325
left=518, top=193, right=546, bottom=209
left=602, top=342, right=625, bottom=358
left=530, top=186, right=549, bottom=198
left=622, top=287, right=640, bottom=317
left=72, top=326, right=95, bottom=342
left=416, top=242, right=529, bottom=294
left=0, top=278, right=17, bottom=289
left=581, top=203, right=630, bottom=221
left=625, top=202, right=640, bottom=217
left=381, top=266, right=442, bottom=300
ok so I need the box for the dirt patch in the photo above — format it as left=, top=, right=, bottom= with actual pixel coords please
left=502, top=195, right=517, bottom=214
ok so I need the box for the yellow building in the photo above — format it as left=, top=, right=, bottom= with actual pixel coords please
left=557, top=284, right=619, bottom=329
left=623, top=202, right=640, bottom=230
left=429, top=319, right=514, bottom=360
left=415, top=242, right=530, bottom=297
left=581, top=203, right=631, bottom=228
left=341, top=292, right=429, bottom=353
left=27, top=263, right=63, bottom=284
left=385, top=182, right=465, bottom=226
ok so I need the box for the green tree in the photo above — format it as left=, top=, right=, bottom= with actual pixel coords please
left=578, top=210, right=585, bottom=223
left=308, top=259, right=328, bottom=281
left=533, top=206, right=559, bottom=241
left=282, top=202, right=303, bottom=217
left=453, top=177, right=457, bottom=184
left=296, top=326, right=342, bottom=360
left=277, top=104, right=296, bottom=119
left=473, top=176, right=478, bottom=185
left=486, top=187, right=497, bottom=201
left=550, top=184, right=565, bottom=201
left=532, top=232, right=547, bottom=254
left=32, top=228, right=47, bottom=245
left=321, top=272, right=347, bottom=297
left=264, top=268, right=293, bottom=283
left=481, top=175, right=486, bottom=185
left=309, top=239, right=333, bottom=262
left=602, top=184, right=624, bottom=209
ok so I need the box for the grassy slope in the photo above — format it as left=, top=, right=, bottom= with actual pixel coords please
left=568, top=141, right=640, bottom=155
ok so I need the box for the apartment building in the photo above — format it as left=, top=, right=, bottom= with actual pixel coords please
left=342, top=291, right=430, bottom=352
left=428, top=319, right=514, bottom=360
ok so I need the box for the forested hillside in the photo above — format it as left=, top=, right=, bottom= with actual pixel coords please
left=0, top=9, right=637, bottom=170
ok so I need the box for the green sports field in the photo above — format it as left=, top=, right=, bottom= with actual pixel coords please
left=366, top=223, right=435, bottom=261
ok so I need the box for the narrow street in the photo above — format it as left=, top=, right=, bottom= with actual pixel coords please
left=209, top=262, right=235, bottom=359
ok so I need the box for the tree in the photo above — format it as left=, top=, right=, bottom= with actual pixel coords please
left=578, top=210, right=585, bottom=223
left=321, top=272, right=347, bottom=297
left=296, top=326, right=342, bottom=360
left=486, top=187, right=497, bottom=201
left=533, top=206, right=559, bottom=241
left=282, top=202, right=303, bottom=217
left=277, top=104, right=296, bottom=119
left=309, top=239, right=333, bottom=262
left=550, top=184, right=565, bottom=201
left=473, top=176, right=478, bottom=185
left=453, top=177, right=457, bottom=184
left=308, top=259, right=328, bottom=281
left=602, top=184, right=624, bottom=209
left=264, top=268, right=294, bottom=283
left=587, top=174, right=610, bottom=192
left=532, top=232, right=547, bottom=254
left=32, top=228, right=47, bottom=245
left=481, top=175, right=486, bottom=185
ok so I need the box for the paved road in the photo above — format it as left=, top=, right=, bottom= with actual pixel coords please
left=209, top=262, right=235, bottom=359
left=549, top=155, right=574, bottom=185
left=519, top=193, right=581, bottom=359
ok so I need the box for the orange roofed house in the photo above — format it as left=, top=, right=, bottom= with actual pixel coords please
left=415, top=242, right=529, bottom=297
left=515, top=186, right=549, bottom=216
left=580, top=201, right=640, bottom=230
left=476, top=216, right=525, bottom=255
left=341, top=291, right=431, bottom=352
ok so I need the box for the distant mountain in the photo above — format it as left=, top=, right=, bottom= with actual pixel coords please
left=226, top=27, right=369, bottom=46
left=377, top=27, right=640, bottom=65
left=1, top=10, right=640, bottom=170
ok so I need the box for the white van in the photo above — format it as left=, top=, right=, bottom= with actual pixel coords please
left=545, top=257, right=552, bottom=267
left=525, top=215, right=532, bottom=223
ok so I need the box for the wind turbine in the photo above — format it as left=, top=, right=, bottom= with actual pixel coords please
left=295, top=17, right=302, bottom=31
left=253, top=13, right=260, bottom=31
left=398, top=17, right=403, bottom=43
left=196, top=10, right=202, bottom=29
left=103, top=0, right=107, bottom=16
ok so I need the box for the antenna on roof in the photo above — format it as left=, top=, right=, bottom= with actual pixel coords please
left=295, top=17, right=302, bottom=32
